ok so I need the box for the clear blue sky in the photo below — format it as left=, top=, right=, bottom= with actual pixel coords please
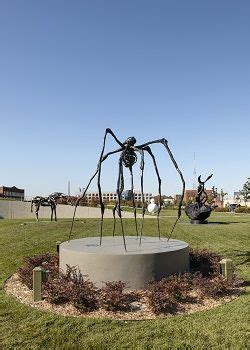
left=0, top=0, right=249, bottom=197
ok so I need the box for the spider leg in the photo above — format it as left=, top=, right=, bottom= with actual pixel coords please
left=139, top=155, right=146, bottom=244
left=54, top=204, right=57, bottom=222
left=104, top=128, right=124, bottom=147
left=117, top=157, right=127, bottom=251
left=68, top=147, right=123, bottom=242
left=112, top=203, right=117, bottom=237
left=142, top=146, right=162, bottom=240
left=50, top=204, right=53, bottom=222
left=35, top=203, right=40, bottom=221
left=113, top=161, right=124, bottom=237
left=129, top=165, right=139, bottom=238
left=97, top=173, right=105, bottom=246
left=68, top=169, right=100, bottom=241
left=112, top=158, right=124, bottom=238
left=133, top=148, right=145, bottom=244
left=69, top=129, right=123, bottom=243
left=97, top=130, right=123, bottom=246
left=137, top=138, right=185, bottom=241
left=98, top=153, right=124, bottom=246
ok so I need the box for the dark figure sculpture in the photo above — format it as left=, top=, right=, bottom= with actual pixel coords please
left=31, top=192, right=72, bottom=221
left=185, top=174, right=213, bottom=224
left=69, top=128, right=185, bottom=251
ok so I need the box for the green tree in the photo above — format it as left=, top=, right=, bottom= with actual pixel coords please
left=207, top=194, right=215, bottom=205
left=240, top=178, right=250, bottom=206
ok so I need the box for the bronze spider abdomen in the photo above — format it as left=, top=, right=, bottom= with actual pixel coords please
left=121, top=149, right=137, bottom=168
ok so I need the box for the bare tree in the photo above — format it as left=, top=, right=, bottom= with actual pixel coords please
left=220, top=189, right=228, bottom=207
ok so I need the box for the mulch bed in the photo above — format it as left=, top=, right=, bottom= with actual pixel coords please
left=4, top=273, right=242, bottom=321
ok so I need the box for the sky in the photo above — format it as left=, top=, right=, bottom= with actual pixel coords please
left=0, top=0, right=249, bottom=198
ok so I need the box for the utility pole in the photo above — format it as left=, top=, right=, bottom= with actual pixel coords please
left=193, top=152, right=197, bottom=190
left=68, top=181, right=70, bottom=197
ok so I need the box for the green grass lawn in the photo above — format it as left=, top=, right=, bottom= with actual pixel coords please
left=0, top=212, right=249, bottom=349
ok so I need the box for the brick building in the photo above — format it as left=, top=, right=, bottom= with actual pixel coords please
left=0, top=186, right=25, bottom=200
left=184, top=189, right=221, bottom=206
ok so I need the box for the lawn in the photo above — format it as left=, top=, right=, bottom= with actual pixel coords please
left=0, top=212, right=249, bottom=349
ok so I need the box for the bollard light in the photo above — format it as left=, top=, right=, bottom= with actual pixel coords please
left=220, top=258, right=234, bottom=279
left=33, top=266, right=48, bottom=301
left=33, top=266, right=43, bottom=302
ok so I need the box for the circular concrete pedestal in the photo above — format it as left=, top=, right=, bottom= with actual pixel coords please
left=59, top=236, right=189, bottom=289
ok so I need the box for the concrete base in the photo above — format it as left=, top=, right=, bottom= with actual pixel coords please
left=59, top=236, right=189, bottom=289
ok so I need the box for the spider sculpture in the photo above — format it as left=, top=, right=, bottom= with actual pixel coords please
left=31, top=192, right=72, bottom=221
left=69, top=128, right=185, bottom=251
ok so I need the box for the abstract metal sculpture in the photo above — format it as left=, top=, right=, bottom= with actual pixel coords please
left=69, top=128, right=185, bottom=250
left=31, top=192, right=72, bottom=221
left=185, top=174, right=213, bottom=224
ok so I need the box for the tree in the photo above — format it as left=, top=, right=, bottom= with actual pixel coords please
left=240, top=178, right=250, bottom=206
left=206, top=194, right=215, bottom=205
left=220, top=189, right=228, bottom=207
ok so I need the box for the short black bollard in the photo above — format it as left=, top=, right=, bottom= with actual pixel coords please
left=56, top=241, right=61, bottom=253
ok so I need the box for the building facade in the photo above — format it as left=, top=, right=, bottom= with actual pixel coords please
left=86, top=191, right=152, bottom=203
left=225, top=192, right=250, bottom=207
left=0, top=186, right=25, bottom=200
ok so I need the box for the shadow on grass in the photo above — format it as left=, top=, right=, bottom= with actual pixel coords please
left=180, top=221, right=248, bottom=226
left=208, top=221, right=248, bottom=225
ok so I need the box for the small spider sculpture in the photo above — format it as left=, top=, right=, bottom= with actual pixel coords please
left=69, top=128, right=185, bottom=251
left=31, top=192, right=72, bottom=221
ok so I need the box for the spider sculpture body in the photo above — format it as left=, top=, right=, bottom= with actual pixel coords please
left=31, top=192, right=72, bottom=221
left=69, top=128, right=185, bottom=251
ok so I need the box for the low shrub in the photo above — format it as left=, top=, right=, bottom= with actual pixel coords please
left=235, top=206, right=250, bottom=214
left=146, top=274, right=193, bottom=314
left=162, top=274, right=193, bottom=300
left=99, top=281, right=132, bottom=311
left=44, top=266, right=98, bottom=311
left=193, top=274, right=243, bottom=298
left=190, top=249, right=221, bottom=277
left=44, top=274, right=72, bottom=304
left=147, top=289, right=178, bottom=314
left=214, top=207, right=229, bottom=212
left=18, top=253, right=59, bottom=289
left=146, top=278, right=180, bottom=314
left=69, top=267, right=99, bottom=311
